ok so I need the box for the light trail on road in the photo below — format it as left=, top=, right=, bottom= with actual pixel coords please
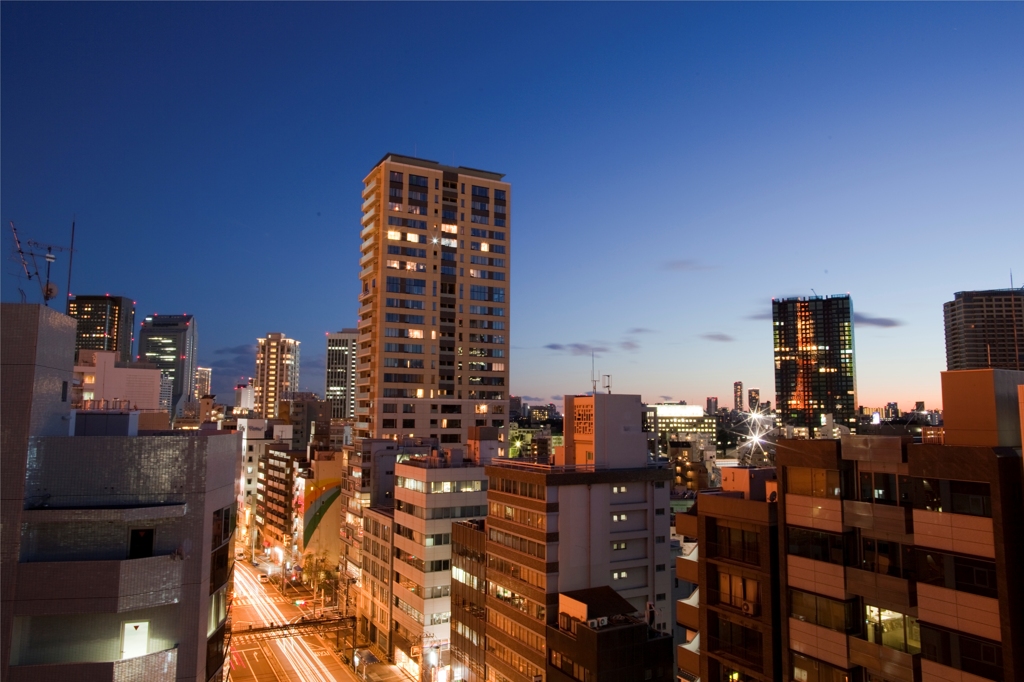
left=234, top=565, right=339, bottom=682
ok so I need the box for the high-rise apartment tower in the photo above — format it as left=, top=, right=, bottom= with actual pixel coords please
left=734, top=381, right=744, bottom=411
left=67, top=294, right=135, bottom=363
left=772, top=295, right=857, bottom=433
left=357, top=154, right=511, bottom=445
left=748, top=387, right=761, bottom=412
left=138, top=313, right=197, bottom=417
left=706, top=396, right=718, bottom=415
left=254, top=333, right=300, bottom=418
left=944, top=289, right=1023, bottom=371
left=326, top=329, right=358, bottom=419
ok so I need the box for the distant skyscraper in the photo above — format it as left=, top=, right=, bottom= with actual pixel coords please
left=67, top=294, right=135, bottom=363
left=706, top=396, right=718, bottom=414
left=326, top=329, right=357, bottom=419
left=748, top=387, right=760, bottom=412
left=254, top=333, right=300, bottom=418
left=138, top=314, right=197, bottom=417
left=944, top=289, right=1023, bottom=371
left=357, top=154, right=511, bottom=445
left=733, top=381, right=743, bottom=411
left=772, top=294, right=857, bottom=431
left=194, top=367, right=212, bottom=399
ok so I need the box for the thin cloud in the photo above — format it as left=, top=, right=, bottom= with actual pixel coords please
left=214, top=344, right=257, bottom=355
left=701, top=332, right=735, bottom=342
left=619, top=340, right=640, bottom=352
left=746, top=311, right=773, bottom=321
left=626, top=327, right=655, bottom=334
left=662, top=259, right=712, bottom=272
left=519, top=395, right=544, bottom=402
left=544, top=342, right=610, bottom=356
left=659, top=395, right=674, bottom=401
left=854, top=313, right=903, bottom=328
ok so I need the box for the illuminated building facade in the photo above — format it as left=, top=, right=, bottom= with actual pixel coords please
left=138, top=313, right=197, bottom=417
left=944, top=289, right=1024, bottom=371
left=748, top=387, right=760, bottom=412
left=254, top=332, right=300, bottom=418
left=67, top=294, right=135, bottom=363
left=772, top=295, right=857, bottom=433
left=326, top=329, right=358, bottom=419
left=734, top=381, right=744, bottom=411
left=194, top=366, right=212, bottom=399
left=356, top=154, right=511, bottom=446
left=706, top=396, right=718, bottom=415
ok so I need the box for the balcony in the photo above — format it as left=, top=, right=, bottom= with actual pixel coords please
left=361, top=192, right=379, bottom=212
left=676, top=547, right=698, bottom=584
left=362, top=179, right=377, bottom=198
left=843, top=500, right=913, bottom=535
left=676, top=587, right=700, bottom=630
left=14, top=554, right=183, bottom=615
left=676, top=511, right=698, bottom=539
left=359, top=250, right=376, bottom=267
left=848, top=637, right=916, bottom=682
left=9, top=647, right=177, bottom=682
left=360, top=234, right=375, bottom=252
left=677, top=633, right=701, bottom=678
left=361, top=206, right=376, bottom=226
left=359, top=265, right=374, bottom=280
left=360, top=223, right=375, bottom=241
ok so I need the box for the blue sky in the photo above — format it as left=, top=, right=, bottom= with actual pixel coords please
left=3, top=3, right=1022, bottom=410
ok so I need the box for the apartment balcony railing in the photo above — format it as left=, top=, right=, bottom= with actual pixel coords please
left=706, top=541, right=760, bottom=567
left=707, top=636, right=763, bottom=669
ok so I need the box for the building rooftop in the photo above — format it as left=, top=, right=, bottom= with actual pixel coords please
left=375, top=153, right=506, bottom=181
left=560, top=586, right=638, bottom=619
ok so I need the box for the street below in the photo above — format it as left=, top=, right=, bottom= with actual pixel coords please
left=230, top=555, right=409, bottom=682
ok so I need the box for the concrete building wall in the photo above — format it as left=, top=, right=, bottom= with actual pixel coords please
left=75, top=350, right=162, bottom=410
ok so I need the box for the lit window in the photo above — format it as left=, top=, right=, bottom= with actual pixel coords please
left=408, top=329, right=424, bottom=339
left=406, top=233, right=419, bottom=243
left=441, top=225, right=457, bottom=234
left=386, top=260, right=400, bottom=269
left=387, top=230, right=402, bottom=241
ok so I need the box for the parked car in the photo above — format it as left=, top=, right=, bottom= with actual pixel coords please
left=251, top=560, right=260, bottom=567
left=258, top=574, right=270, bottom=583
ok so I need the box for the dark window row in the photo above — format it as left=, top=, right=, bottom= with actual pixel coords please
left=786, top=467, right=841, bottom=499
left=789, top=589, right=858, bottom=634
left=788, top=527, right=854, bottom=566
left=922, top=623, right=1003, bottom=681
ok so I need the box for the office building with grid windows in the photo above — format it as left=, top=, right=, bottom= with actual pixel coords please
left=773, top=295, right=857, bottom=434
left=67, top=294, right=135, bottom=363
left=356, top=154, right=511, bottom=446
left=327, top=329, right=358, bottom=419
left=253, top=333, right=300, bottom=419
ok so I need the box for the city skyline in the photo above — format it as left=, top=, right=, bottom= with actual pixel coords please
left=3, top=3, right=1023, bottom=410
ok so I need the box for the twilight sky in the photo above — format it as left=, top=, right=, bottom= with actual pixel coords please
left=3, top=3, right=1022, bottom=411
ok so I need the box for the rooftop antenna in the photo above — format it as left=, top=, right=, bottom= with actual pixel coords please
left=591, top=351, right=598, bottom=395
left=65, top=216, right=76, bottom=313
left=602, top=374, right=612, bottom=394
left=810, top=288, right=818, bottom=297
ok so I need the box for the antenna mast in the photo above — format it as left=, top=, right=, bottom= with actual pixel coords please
left=66, top=217, right=76, bottom=313
left=591, top=351, right=597, bottom=395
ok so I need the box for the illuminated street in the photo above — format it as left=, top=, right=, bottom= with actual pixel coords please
left=230, top=558, right=409, bottom=682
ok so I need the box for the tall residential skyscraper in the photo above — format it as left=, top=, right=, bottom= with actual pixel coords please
left=254, top=333, right=300, bottom=418
left=748, top=387, right=760, bottom=412
left=772, top=294, right=857, bottom=432
left=194, top=366, right=212, bottom=399
left=944, top=288, right=1024, bottom=371
left=138, top=313, right=197, bottom=416
left=66, top=294, right=135, bottom=363
left=706, top=396, right=718, bottom=414
left=326, top=329, right=358, bottom=419
left=357, top=154, right=511, bottom=445
left=733, top=381, right=744, bottom=411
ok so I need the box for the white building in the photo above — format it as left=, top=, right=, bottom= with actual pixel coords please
left=326, top=329, right=358, bottom=420
left=254, top=333, right=300, bottom=418
left=73, top=350, right=162, bottom=411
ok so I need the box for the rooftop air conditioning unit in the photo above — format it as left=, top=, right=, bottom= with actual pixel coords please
left=587, top=618, right=600, bottom=629
left=597, top=616, right=609, bottom=627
